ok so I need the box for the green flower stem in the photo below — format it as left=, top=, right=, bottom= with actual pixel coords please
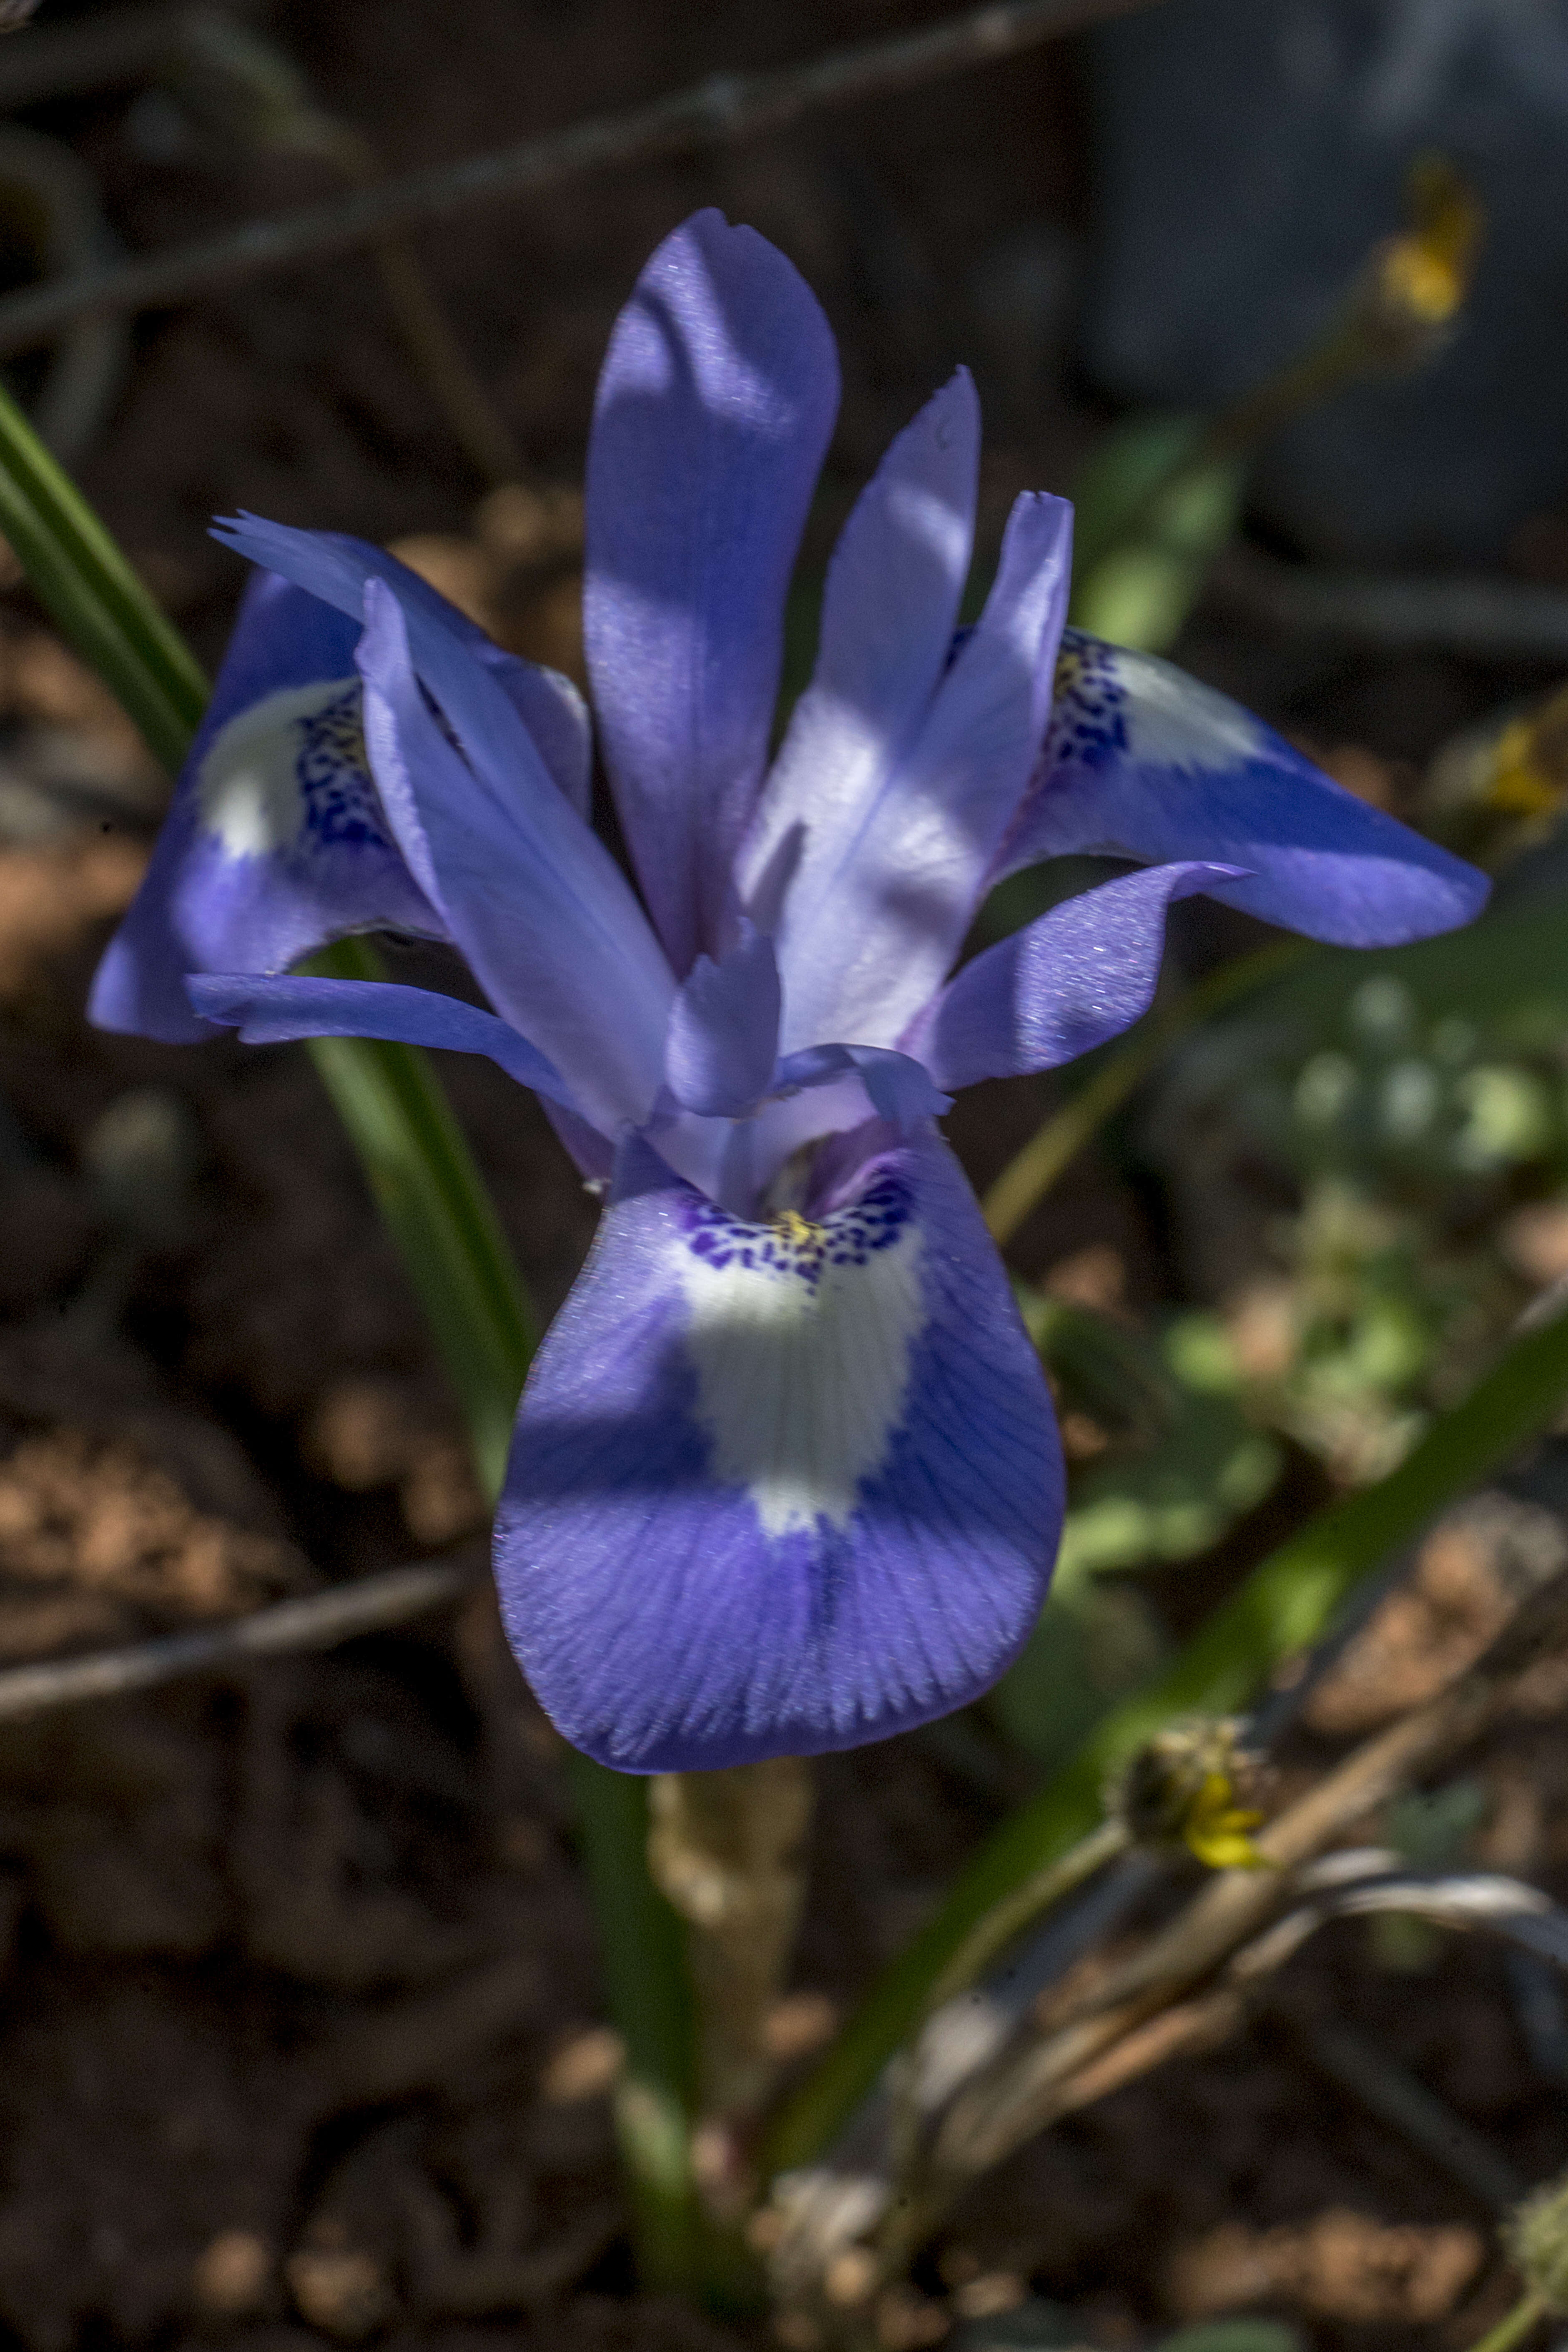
left=762, top=1295, right=1568, bottom=2180
left=302, top=936, right=536, bottom=1500
left=569, top=1752, right=698, bottom=2288
left=0, top=389, right=697, bottom=2287
left=983, top=939, right=1308, bottom=1248
left=1467, top=2294, right=1547, bottom=2352
left=302, top=965, right=697, bottom=2282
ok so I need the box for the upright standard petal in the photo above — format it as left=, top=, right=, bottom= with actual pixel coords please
left=356, top=584, right=675, bottom=1135
left=90, top=570, right=442, bottom=1043
left=998, top=630, right=1490, bottom=946
left=915, top=860, right=1242, bottom=1091
left=584, top=208, right=840, bottom=974
left=496, top=1124, right=1061, bottom=1772
left=740, top=370, right=981, bottom=939
left=765, top=493, right=1074, bottom=1057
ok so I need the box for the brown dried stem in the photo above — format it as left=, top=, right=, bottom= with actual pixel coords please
left=0, top=1552, right=482, bottom=1723
left=908, top=1565, right=1568, bottom=2233
left=0, top=0, right=1156, bottom=356
left=762, top=1558, right=1568, bottom=2339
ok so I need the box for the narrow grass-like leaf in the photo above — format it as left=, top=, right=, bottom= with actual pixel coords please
left=303, top=968, right=695, bottom=2281
left=0, top=388, right=698, bottom=2286
left=762, top=1295, right=1568, bottom=2178
left=0, top=381, right=206, bottom=774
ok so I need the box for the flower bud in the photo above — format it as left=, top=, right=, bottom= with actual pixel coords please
left=1108, top=1717, right=1272, bottom=1869
left=1350, top=156, right=1483, bottom=369
left=1423, top=682, right=1568, bottom=853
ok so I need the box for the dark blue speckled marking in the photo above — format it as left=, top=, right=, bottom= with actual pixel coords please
left=680, top=1172, right=911, bottom=1291
left=294, top=684, right=393, bottom=850
left=1044, top=628, right=1127, bottom=773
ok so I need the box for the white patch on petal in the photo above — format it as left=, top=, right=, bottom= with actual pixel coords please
left=1119, top=650, right=1265, bottom=768
left=1052, top=632, right=1266, bottom=776
left=677, top=1176, right=925, bottom=1536
left=197, top=676, right=383, bottom=857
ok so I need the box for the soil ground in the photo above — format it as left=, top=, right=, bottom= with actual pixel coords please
left=0, top=6, right=1565, bottom=2350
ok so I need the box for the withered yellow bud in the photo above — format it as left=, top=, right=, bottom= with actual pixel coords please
left=1510, top=2171, right=1568, bottom=2314
left=1108, top=1719, right=1271, bottom=1869
left=1353, top=155, right=1483, bottom=365
left=1486, top=685, right=1568, bottom=819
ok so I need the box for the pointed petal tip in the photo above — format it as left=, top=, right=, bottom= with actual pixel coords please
left=1202, top=830, right=1493, bottom=948
left=935, top=360, right=980, bottom=423
left=925, top=857, right=1246, bottom=1091
left=89, top=929, right=216, bottom=1044
left=654, top=205, right=833, bottom=311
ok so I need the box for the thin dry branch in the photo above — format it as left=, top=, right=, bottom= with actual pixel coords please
left=0, top=0, right=1154, bottom=356
left=927, top=1564, right=1568, bottom=2194
left=1028, top=1870, right=1559, bottom=2152
left=0, top=0, right=266, bottom=110
left=766, top=1515, right=1568, bottom=2338
left=0, top=1552, right=483, bottom=1722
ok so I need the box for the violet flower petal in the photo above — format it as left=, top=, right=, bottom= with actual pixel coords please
left=211, top=517, right=592, bottom=815
left=187, top=971, right=577, bottom=1107
left=501, top=660, right=592, bottom=824
left=998, top=630, right=1489, bottom=945
left=90, top=569, right=443, bottom=1044
left=356, top=580, right=673, bottom=1135
left=916, top=860, right=1243, bottom=1090
left=772, top=1043, right=951, bottom=1128
left=663, top=921, right=782, bottom=1117
left=740, top=369, right=980, bottom=946
left=584, top=208, right=840, bottom=973
left=767, top=492, right=1073, bottom=1055
left=495, top=1122, right=1061, bottom=1771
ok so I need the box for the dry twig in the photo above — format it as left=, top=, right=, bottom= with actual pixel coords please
left=922, top=1565, right=1568, bottom=2206
left=0, top=0, right=1154, bottom=356
left=764, top=1556, right=1568, bottom=2337
left=0, top=1552, right=483, bottom=1722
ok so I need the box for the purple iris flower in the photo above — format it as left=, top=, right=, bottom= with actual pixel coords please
left=91, top=211, right=1487, bottom=1774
